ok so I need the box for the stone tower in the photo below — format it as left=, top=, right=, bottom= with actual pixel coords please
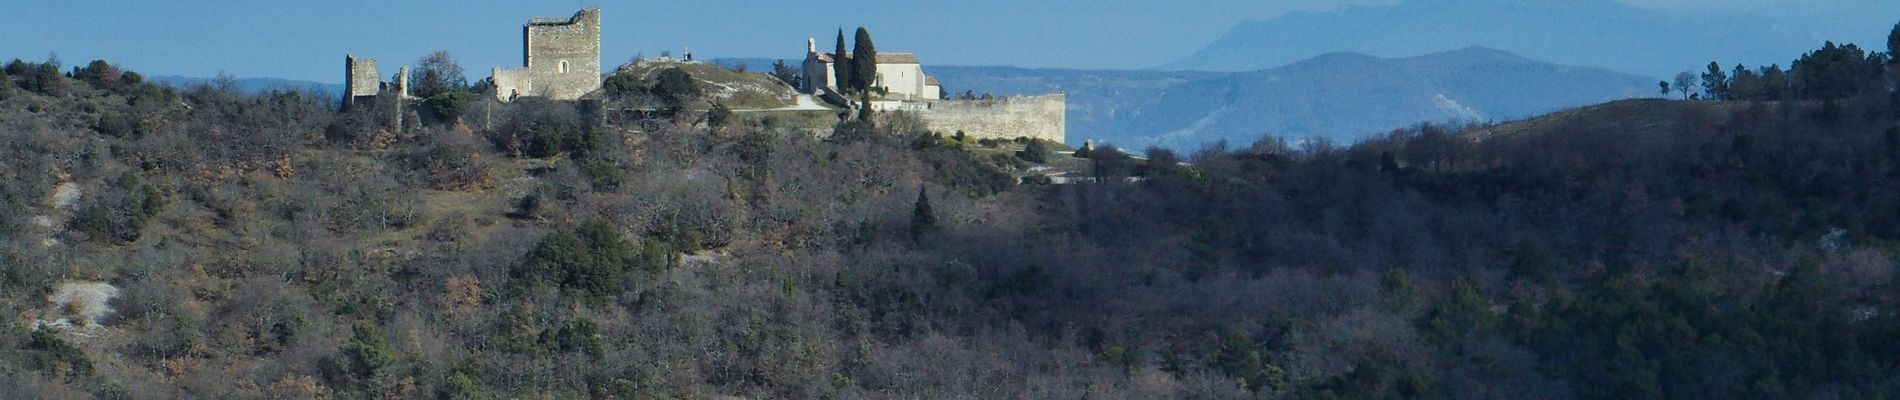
left=491, top=7, right=602, bottom=102
left=345, top=55, right=379, bottom=108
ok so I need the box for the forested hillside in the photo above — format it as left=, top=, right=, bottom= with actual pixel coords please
left=3, top=28, right=1900, bottom=399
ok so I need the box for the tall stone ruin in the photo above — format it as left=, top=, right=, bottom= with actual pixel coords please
left=491, top=7, right=602, bottom=102
left=344, top=55, right=379, bottom=109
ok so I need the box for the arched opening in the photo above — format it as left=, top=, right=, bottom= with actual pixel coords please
left=559, top=60, right=570, bottom=73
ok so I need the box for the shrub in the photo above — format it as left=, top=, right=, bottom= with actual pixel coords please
left=520, top=222, right=645, bottom=300
left=338, top=320, right=397, bottom=381
left=26, top=327, right=92, bottom=379
left=426, top=91, right=474, bottom=125
left=1016, top=139, right=1049, bottom=163
left=92, top=112, right=137, bottom=138
left=3, top=59, right=26, bottom=76
left=579, top=159, right=624, bottom=191
left=70, top=172, right=165, bottom=244
left=499, top=99, right=586, bottom=159
left=71, top=60, right=123, bottom=91
left=650, top=68, right=700, bottom=110
left=602, top=72, right=643, bottom=101
left=707, top=103, right=732, bottom=128
left=24, top=62, right=65, bottom=96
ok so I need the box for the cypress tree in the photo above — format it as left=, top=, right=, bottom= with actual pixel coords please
left=857, top=91, right=874, bottom=124
left=851, top=27, right=877, bottom=94
left=833, top=30, right=849, bottom=94
left=910, top=186, right=936, bottom=241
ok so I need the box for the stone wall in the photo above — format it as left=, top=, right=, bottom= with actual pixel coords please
left=492, top=7, right=601, bottom=101
left=918, top=94, right=1066, bottom=144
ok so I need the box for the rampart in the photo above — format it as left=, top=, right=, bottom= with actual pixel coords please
left=918, top=94, right=1066, bottom=144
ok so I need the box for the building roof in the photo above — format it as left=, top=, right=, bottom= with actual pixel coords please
left=811, top=52, right=920, bottom=65
left=877, top=53, right=919, bottom=64
left=925, top=76, right=941, bottom=86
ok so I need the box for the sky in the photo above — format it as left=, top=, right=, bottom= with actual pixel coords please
left=0, top=0, right=1890, bottom=83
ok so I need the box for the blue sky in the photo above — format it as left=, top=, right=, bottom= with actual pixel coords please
left=0, top=0, right=1890, bottom=82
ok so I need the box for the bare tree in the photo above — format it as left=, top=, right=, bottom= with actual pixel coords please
left=1674, top=71, right=1698, bottom=100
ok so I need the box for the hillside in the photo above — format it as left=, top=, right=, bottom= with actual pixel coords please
left=934, top=47, right=1654, bottom=150
left=5, top=44, right=1900, bottom=399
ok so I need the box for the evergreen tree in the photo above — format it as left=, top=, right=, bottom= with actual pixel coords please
left=1760, top=64, right=1790, bottom=100
left=910, top=187, right=936, bottom=242
left=770, top=59, right=798, bottom=88
left=1701, top=61, right=1729, bottom=100
left=833, top=29, right=849, bottom=94
left=1730, top=64, right=1760, bottom=101
left=857, top=91, right=874, bottom=124
left=1889, top=22, right=1900, bottom=56
left=851, top=27, right=878, bottom=94
left=1888, top=23, right=1900, bottom=84
left=1658, top=80, right=1670, bottom=97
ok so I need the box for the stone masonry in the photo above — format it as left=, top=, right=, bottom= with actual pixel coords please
left=345, top=55, right=378, bottom=104
left=492, top=7, right=602, bottom=102
left=344, top=55, right=411, bottom=110
left=917, top=94, right=1066, bottom=144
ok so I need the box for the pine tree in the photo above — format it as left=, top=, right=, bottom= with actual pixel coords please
left=1888, top=23, right=1900, bottom=84
left=1701, top=61, right=1729, bottom=100
left=851, top=27, right=878, bottom=94
left=833, top=30, right=849, bottom=94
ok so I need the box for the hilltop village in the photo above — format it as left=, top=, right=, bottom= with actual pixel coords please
left=343, top=7, right=1066, bottom=146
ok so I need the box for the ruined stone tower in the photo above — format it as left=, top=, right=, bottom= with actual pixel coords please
left=345, top=55, right=379, bottom=108
left=491, top=7, right=602, bottom=102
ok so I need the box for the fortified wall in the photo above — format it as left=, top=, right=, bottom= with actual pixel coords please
left=492, top=8, right=602, bottom=101
left=916, top=94, right=1066, bottom=144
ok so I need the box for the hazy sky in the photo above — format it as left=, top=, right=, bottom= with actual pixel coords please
left=0, top=0, right=1890, bottom=82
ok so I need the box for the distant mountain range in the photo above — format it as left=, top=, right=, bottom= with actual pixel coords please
left=931, top=47, right=1655, bottom=150
left=1164, top=0, right=1899, bottom=79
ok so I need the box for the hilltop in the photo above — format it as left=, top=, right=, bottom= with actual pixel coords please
left=613, top=60, right=801, bottom=110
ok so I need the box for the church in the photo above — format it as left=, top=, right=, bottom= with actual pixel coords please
left=800, top=38, right=942, bottom=101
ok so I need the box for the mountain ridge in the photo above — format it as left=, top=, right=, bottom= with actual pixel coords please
left=932, top=46, right=1654, bottom=150
left=1161, top=0, right=1895, bottom=78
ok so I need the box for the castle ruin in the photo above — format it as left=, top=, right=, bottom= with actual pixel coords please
left=491, top=7, right=602, bottom=102
left=342, top=55, right=410, bottom=110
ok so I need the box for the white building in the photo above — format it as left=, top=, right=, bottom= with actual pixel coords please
left=801, top=38, right=942, bottom=101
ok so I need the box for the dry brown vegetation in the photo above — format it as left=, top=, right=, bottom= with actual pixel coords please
left=3, top=44, right=1900, bottom=399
